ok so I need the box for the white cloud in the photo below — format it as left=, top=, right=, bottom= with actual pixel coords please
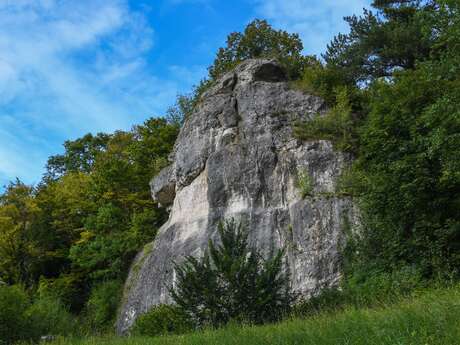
left=0, top=0, right=201, bottom=185
left=253, top=0, right=371, bottom=57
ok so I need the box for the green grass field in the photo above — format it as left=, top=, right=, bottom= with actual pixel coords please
left=49, top=286, right=460, bottom=345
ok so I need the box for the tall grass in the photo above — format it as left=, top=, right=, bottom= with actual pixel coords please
left=48, top=285, right=460, bottom=345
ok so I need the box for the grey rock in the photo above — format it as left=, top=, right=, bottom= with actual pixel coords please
left=116, top=59, right=355, bottom=334
left=150, top=165, right=176, bottom=206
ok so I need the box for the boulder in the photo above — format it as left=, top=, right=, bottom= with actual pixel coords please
left=116, top=59, right=355, bottom=334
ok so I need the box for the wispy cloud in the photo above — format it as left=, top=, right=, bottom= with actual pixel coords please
left=253, top=0, right=371, bottom=57
left=0, top=0, right=372, bottom=187
left=0, top=0, right=198, bottom=186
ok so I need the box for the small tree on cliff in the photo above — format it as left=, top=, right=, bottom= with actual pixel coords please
left=170, top=219, right=295, bottom=328
left=208, top=19, right=313, bottom=81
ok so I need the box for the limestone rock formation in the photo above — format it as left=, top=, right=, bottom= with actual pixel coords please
left=117, top=59, right=354, bottom=334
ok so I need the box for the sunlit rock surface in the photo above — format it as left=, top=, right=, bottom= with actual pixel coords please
left=117, top=59, right=354, bottom=334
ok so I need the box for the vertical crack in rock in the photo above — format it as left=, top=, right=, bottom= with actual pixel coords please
left=116, top=59, right=355, bottom=334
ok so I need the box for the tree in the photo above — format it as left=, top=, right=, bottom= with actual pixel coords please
left=0, top=180, right=42, bottom=286
left=171, top=219, right=294, bottom=328
left=1, top=115, right=179, bottom=314
left=345, top=0, right=460, bottom=277
left=165, top=94, right=195, bottom=126
left=209, top=19, right=311, bottom=81
left=294, top=0, right=460, bottom=279
left=324, top=0, right=435, bottom=85
left=45, top=133, right=111, bottom=180
left=68, top=118, right=178, bottom=281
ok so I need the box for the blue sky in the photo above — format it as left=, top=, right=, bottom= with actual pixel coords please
left=0, top=0, right=370, bottom=187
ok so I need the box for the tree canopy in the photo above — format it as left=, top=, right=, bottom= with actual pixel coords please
left=171, top=220, right=294, bottom=328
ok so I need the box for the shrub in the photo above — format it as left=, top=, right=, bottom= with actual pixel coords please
left=294, top=86, right=356, bottom=152
left=292, top=60, right=350, bottom=105
left=37, top=275, right=86, bottom=312
left=292, top=288, right=344, bottom=318
left=131, top=304, right=192, bottom=336
left=0, top=285, right=77, bottom=344
left=84, top=280, right=123, bottom=331
left=296, top=169, right=313, bottom=198
left=26, top=294, right=76, bottom=339
left=343, top=266, right=425, bottom=307
left=171, top=219, right=295, bottom=328
left=0, top=285, right=30, bottom=345
left=293, top=266, right=426, bottom=318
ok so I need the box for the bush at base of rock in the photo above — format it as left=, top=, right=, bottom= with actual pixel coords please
left=84, top=280, right=123, bottom=332
left=26, top=295, right=76, bottom=340
left=131, top=304, right=192, bottom=337
left=0, top=285, right=77, bottom=345
left=0, top=285, right=30, bottom=345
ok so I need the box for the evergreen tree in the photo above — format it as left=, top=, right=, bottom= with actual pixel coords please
left=170, top=219, right=294, bottom=328
left=324, top=0, right=435, bottom=84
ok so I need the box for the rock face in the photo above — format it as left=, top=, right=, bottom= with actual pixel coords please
left=117, top=59, right=354, bottom=334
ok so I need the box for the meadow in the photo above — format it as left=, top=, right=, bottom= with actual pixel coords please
left=48, top=285, right=460, bottom=345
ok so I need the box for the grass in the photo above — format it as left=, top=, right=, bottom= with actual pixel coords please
left=48, top=285, right=460, bottom=345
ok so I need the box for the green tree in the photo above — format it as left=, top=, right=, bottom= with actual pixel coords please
left=0, top=181, right=42, bottom=286
left=209, top=19, right=311, bottom=81
left=324, top=0, right=435, bottom=85
left=69, top=119, right=178, bottom=282
left=45, top=133, right=110, bottom=180
left=344, top=0, right=460, bottom=277
left=294, top=0, right=460, bottom=279
left=84, top=280, right=123, bottom=331
left=0, top=115, right=179, bottom=317
left=171, top=219, right=294, bottom=328
left=0, top=285, right=30, bottom=345
left=165, top=94, right=195, bottom=125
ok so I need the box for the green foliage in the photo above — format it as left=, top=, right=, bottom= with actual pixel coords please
left=0, top=180, right=57, bottom=287
left=26, top=294, right=76, bottom=339
left=0, top=116, right=178, bottom=329
left=296, top=0, right=460, bottom=280
left=37, top=275, right=87, bottom=312
left=296, top=169, right=313, bottom=198
left=53, top=118, right=177, bottom=284
left=208, top=19, right=311, bottom=81
left=294, top=86, right=357, bottom=151
left=171, top=219, right=294, bottom=328
left=0, top=285, right=30, bottom=345
left=0, top=285, right=76, bottom=345
left=324, top=1, right=434, bottom=85
left=292, top=58, right=351, bottom=105
left=84, top=280, right=123, bottom=331
left=131, top=304, right=192, bottom=337
left=46, top=133, right=110, bottom=180
left=348, top=46, right=460, bottom=277
left=165, top=94, right=195, bottom=125
left=293, top=266, right=426, bottom=318
left=41, top=285, right=460, bottom=345
left=343, top=266, right=425, bottom=306
left=335, top=166, right=366, bottom=197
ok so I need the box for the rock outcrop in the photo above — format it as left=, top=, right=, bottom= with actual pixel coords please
left=117, top=59, right=354, bottom=334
